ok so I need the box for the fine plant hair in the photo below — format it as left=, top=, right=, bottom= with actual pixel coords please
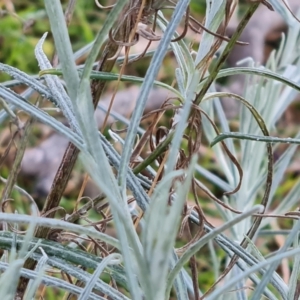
left=0, top=0, right=300, bottom=299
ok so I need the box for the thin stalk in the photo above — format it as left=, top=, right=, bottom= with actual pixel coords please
left=194, top=2, right=260, bottom=105
left=1, top=116, right=34, bottom=205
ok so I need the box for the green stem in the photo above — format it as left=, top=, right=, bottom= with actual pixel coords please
left=194, top=2, right=260, bottom=105
left=133, top=132, right=174, bottom=175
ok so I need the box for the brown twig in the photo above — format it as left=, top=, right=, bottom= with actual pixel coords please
left=1, top=116, right=34, bottom=206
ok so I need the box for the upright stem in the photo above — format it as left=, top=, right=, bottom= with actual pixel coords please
left=194, top=2, right=260, bottom=105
